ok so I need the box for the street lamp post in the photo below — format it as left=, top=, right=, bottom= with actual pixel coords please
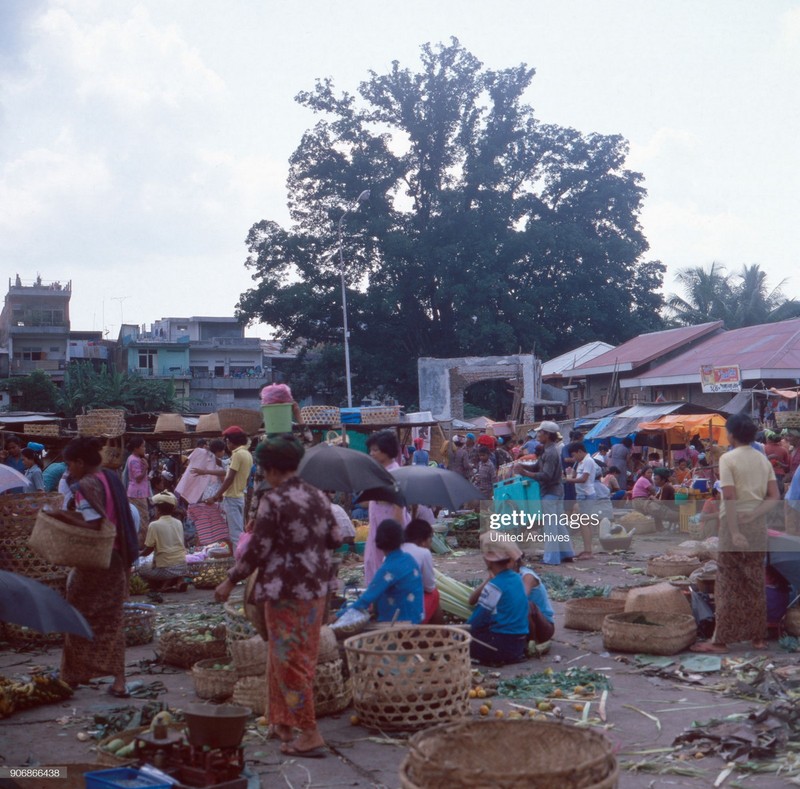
left=337, top=189, right=370, bottom=408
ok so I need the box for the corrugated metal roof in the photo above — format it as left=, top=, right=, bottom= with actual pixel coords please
left=622, top=319, right=800, bottom=387
left=564, top=322, right=724, bottom=377
left=542, top=341, right=614, bottom=378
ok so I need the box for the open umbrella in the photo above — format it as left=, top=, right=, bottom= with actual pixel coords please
left=0, top=570, right=93, bottom=639
left=389, top=466, right=481, bottom=510
left=298, top=443, right=400, bottom=501
left=768, top=530, right=800, bottom=594
left=0, top=465, right=30, bottom=493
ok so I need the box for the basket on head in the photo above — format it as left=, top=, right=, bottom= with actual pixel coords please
left=192, top=658, right=238, bottom=701
left=564, top=597, right=626, bottom=632
left=155, top=413, right=186, bottom=433
left=217, top=408, right=263, bottom=436
left=602, top=611, right=697, bottom=655
left=197, top=412, right=221, bottom=433
left=76, top=409, right=126, bottom=438
left=647, top=555, right=701, bottom=578
left=123, top=602, right=157, bottom=647
left=156, top=623, right=228, bottom=668
left=344, top=625, right=472, bottom=732
left=230, top=636, right=268, bottom=677
left=400, top=719, right=618, bottom=789
left=23, top=422, right=60, bottom=437
left=314, top=657, right=352, bottom=717
left=232, top=675, right=267, bottom=716
left=624, top=582, right=692, bottom=616
left=300, top=406, right=341, bottom=427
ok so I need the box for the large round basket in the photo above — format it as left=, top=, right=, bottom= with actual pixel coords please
left=232, top=675, right=267, bottom=716
left=564, top=598, right=626, bottom=632
left=647, top=556, right=701, bottom=578
left=29, top=509, right=116, bottom=570
left=192, top=658, right=238, bottom=701
left=314, top=657, right=352, bottom=717
left=217, top=408, right=263, bottom=436
left=344, top=625, right=472, bottom=732
left=3, top=572, right=67, bottom=646
left=197, top=412, right=221, bottom=433
left=602, top=612, right=697, bottom=656
left=123, top=602, right=156, bottom=647
left=76, top=409, right=126, bottom=438
left=230, top=636, right=268, bottom=677
left=625, top=582, right=692, bottom=616
left=300, top=406, right=341, bottom=427
left=0, top=493, right=65, bottom=578
left=154, top=413, right=186, bottom=433
left=156, top=624, right=228, bottom=668
left=786, top=607, right=800, bottom=636
left=400, top=719, right=618, bottom=789
left=96, top=725, right=187, bottom=766
left=188, top=557, right=235, bottom=589
left=456, top=531, right=481, bottom=549
left=224, top=599, right=258, bottom=645
left=318, top=625, right=339, bottom=664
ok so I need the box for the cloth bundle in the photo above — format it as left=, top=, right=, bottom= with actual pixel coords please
left=260, top=383, right=293, bottom=405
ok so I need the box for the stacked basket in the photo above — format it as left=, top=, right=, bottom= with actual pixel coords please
left=76, top=409, right=126, bottom=438
left=300, top=406, right=341, bottom=427
left=564, top=598, right=626, bottom=632
left=602, top=612, right=697, bottom=656
left=361, top=406, right=401, bottom=425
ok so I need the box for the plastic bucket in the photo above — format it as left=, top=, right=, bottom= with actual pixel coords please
left=261, top=403, right=293, bottom=434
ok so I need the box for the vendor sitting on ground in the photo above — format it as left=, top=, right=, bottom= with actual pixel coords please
left=699, top=481, right=722, bottom=537
left=138, top=492, right=188, bottom=591
left=467, top=534, right=530, bottom=666
left=402, top=519, right=443, bottom=624
left=516, top=555, right=555, bottom=647
left=349, top=519, right=423, bottom=624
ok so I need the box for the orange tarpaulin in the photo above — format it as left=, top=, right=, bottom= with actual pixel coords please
left=636, top=414, right=730, bottom=447
left=769, top=387, right=800, bottom=399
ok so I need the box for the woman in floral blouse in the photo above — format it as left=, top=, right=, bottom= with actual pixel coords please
left=215, top=435, right=342, bottom=758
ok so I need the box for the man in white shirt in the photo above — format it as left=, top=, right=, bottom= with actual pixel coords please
left=401, top=519, right=442, bottom=623
left=567, top=442, right=598, bottom=560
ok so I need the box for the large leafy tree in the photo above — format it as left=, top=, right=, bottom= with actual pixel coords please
left=238, top=39, right=665, bottom=404
left=667, top=263, right=800, bottom=329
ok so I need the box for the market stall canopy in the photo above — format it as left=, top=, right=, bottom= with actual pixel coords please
left=769, top=387, right=800, bottom=399
left=635, top=414, right=730, bottom=446
left=582, top=402, right=722, bottom=442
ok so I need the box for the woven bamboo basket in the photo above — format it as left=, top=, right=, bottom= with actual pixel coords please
left=230, top=636, right=268, bottom=677
left=344, top=625, right=472, bottom=732
left=96, top=725, right=188, bottom=766
left=123, top=603, right=157, bottom=647
left=224, top=599, right=258, bottom=645
left=647, top=556, right=701, bottom=578
left=300, top=405, right=341, bottom=427
left=156, top=624, right=228, bottom=668
left=776, top=412, right=800, bottom=428
left=76, top=409, right=126, bottom=438
left=192, top=658, right=238, bottom=701
left=0, top=493, right=65, bottom=577
left=197, top=412, right=221, bottom=433
left=564, top=598, right=626, bottom=632
left=155, top=413, right=186, bottom=433
left=217, top=408, right=263, bottom=436
left=625, top=582, right=692, bottom=616
left=602, top=612, right=697, bottom=656
left=4, top=572, right=68, bottom=646
left=23, top=422, right=60, bottom=437
left=188, top=557, right=235, bottom=589
left=29, top=509, right=116, bottom=570
left=232, top=675, right=267, bottom=716
left=456, top=530, right=481, bottom=549
left=361, top=406, right=401, bottom=425
left=318, top=625, right=339, bottom=664
left=785, top=607, right=800, bottom=636
left=100, top=438, right=125, bottom=470
left=243, top=571, right=269, bottom=641
left=400, top=719, right=618, bottom=789
left=314, top=657, right=352, bottom=717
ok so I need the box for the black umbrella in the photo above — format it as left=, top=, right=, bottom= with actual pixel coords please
left=389, top=466, right=482, bottom=510
left=298, top=443, right=400, bottom=501
left=768, top=530, right=800, bottom=594
left=0, top=570, right=93, bottom=639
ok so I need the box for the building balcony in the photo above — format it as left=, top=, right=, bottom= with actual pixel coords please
left=11, top=359, right=65, bottom=374
left=191, top=337, right=261, bottom=349
left=129, top=368, right=191, bottom=379
left=190, top=375, right=267, bottom=390
left=8, top=324, right=69, bottom=335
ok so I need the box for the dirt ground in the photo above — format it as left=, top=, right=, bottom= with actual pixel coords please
left=1, top=531, right=797, bottom=789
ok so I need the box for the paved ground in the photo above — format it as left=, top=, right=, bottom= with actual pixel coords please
left=1, top=531, right=797, bottom=788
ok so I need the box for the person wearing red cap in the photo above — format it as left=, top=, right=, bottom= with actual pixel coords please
left=206, top=426, right=252, bottom=548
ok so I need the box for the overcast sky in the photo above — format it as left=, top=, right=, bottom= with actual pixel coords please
left=3, top=0, right=800, bottom=342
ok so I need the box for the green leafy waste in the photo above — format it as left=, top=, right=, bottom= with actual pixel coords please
left=498, top=667, right=611, bottom=699
left=540, top=573, right=610, bottom=602
left=779, top=635, right=800, bottom=653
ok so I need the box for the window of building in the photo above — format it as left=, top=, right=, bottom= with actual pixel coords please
left=138, top=349, right=157, bottom=371
left=214, top=366, right=225, bottom=377
left=233, top=389, right=259, bottom=400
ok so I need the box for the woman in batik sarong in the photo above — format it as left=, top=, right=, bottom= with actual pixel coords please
left=691, top=414, right=778, bottom=653
left=215, top=435, right=341, bottom=758
left=61, top=437, right=138, bottom=698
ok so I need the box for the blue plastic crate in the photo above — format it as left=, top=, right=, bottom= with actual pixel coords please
left=340, top=408, right=362, bottom=424
left=492, top=475, right=541, bottom=526
left=84, top=768, right=171, bottom=789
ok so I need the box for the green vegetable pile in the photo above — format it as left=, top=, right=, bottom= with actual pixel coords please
left=498, top=667, right=611, bottom=699
left=540, top=573, right=610, bottom=602
left=451, top=513, right=480, bottom=532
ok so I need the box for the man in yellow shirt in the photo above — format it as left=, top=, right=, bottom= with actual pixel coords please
left=207, top=426, right=253, bottom=549
left=139, top=492, right=188, bottom=591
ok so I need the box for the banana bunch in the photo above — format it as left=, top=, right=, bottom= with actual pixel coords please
left=0, top=673, right=73, bottom=717
left=193, top=569, right=227, bottom=589
left=129, top=575, right=150, bottom=595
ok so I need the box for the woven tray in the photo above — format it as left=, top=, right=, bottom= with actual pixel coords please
left=344, top=625, right=472, bottom=732
left=76, top=409, right=126, bottom=438
left=123, top=603, right=156, bottom=647
left=647, top=556, right=701, bottom=578
left=401, top=719, right=618, bottom=789
left=564, top=597, right=626, bottom=632
left=192, top=657, right=238, bottom=701
left=314, top=657, right=352, bottom=717
left=188, top=557, right=235, bottom=589
left=602, top=611, right=697, bottom=656
left=232, top=675, right=267, bottom=716
left=625, top=582, right=692, bottom=616
left=217, top=408, right=263, bottom=436
left=230, top=636, right=268, bottom=677
left=300, top=406, right=341, bottom=427
left=157, top=624, right=228, bottom=668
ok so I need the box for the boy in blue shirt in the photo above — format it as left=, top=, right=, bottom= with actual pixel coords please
left=350, top=520, right=424, bottom=624
left=467, top=533, right=530, bottom=665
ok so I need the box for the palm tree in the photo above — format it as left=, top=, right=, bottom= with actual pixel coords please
left=665, top=262, right=731, bottom=326
left=728, top=264, right=800, bottom=328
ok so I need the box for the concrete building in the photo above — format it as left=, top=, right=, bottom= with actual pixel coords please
left=541, top=341, right=614, bottom=419
left=0, top=277, right=72, bottom=380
